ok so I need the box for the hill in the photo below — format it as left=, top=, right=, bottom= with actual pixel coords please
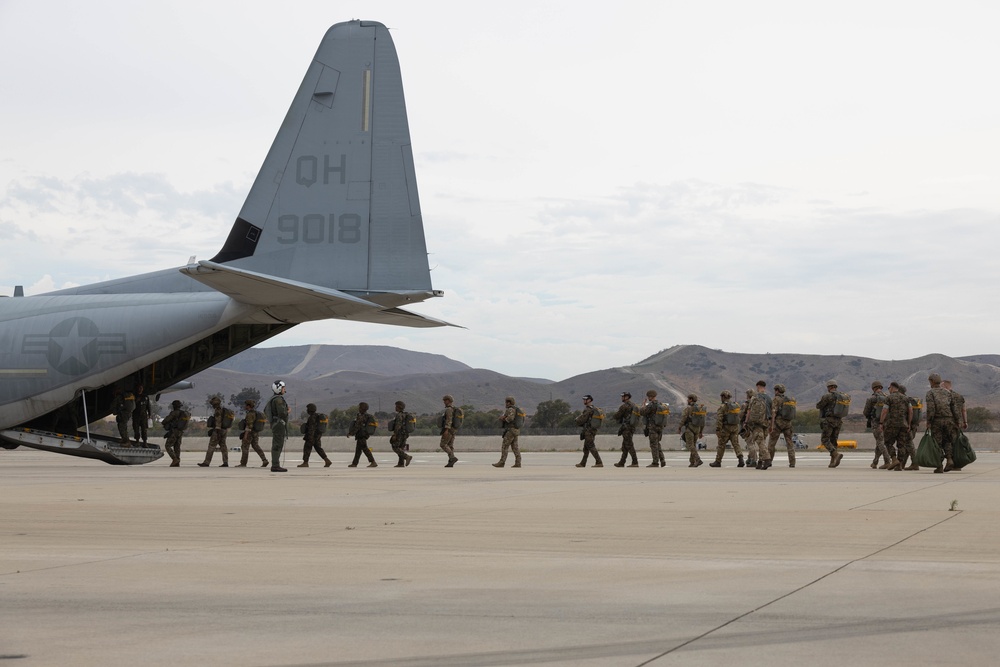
left=162, top=343, right=1000, bottom=416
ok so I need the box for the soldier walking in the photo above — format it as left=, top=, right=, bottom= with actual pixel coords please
left=767, top=384, right=798, bottom=468
left=161, top=399, right=187, bottom=466
left=493, top=396, right=523, bottom=468
left=237, top=399, right=269, bottom=467
left=880, top=382, right=912, bottom=471
left=197, top=396, right=229, bottom=467
left=640, top=390, right=666, bottom=467
left=439, top=395, right=459, bottom=467
left=925, top=373, right=960, bottom=473
left=710, top=390, right=744, bottom=467
left=110, top=386, right=135, bottom=446
left=388, top=401, right=414, bottom=467
left=745, top=381, right=773, bottom=470
left=864, top=381, right=892, bottom=468
left=678, top=393, right=705, bottom=467
left=298, top=403, right=332, bottom=467
left=816, top=380, right=846, bottom=468
left=575, top=394, right=603, bottom=467
left=740, top=389, right=757, bottom=468
left=347, top=402, right=378, bottom=468
left=612, top=392, right=639, bottom=467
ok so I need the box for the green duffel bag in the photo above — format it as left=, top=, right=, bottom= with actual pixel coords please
left=915, top=431, right=943, bottom=468
left=953, top=432, right=977, bottom=469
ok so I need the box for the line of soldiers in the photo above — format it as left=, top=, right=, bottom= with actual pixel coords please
left=156, top=375, right=969, bottom=472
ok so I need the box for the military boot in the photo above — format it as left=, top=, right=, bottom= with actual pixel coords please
left=298, top=461, right=309, bottom=467
left=788, top=451, right=796, bottom=468
left=709, top=457, right=722, bottom=467
left=886, top=458, right=901, bottom=471
left=878, top=458, right=892, bottom=469
left=323, top=456, right=332, bottom=467
left=833, top=451, right=844, bottom=467
left=512, top=455, right=522, bottom=468
left=943, top=456, right=955, bottom=473
left=737, top=456, right=745, bottom=468
left=828, top=453, right=838, bottom=468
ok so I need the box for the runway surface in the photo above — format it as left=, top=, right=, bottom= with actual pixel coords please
left=2, top=449, right=998, bottom=666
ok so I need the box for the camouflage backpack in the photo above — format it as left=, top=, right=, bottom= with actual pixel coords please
left=747, top=394, right=768, bottom=424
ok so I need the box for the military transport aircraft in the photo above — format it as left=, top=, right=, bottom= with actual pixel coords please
left=0, top=20, right=449, bottom=464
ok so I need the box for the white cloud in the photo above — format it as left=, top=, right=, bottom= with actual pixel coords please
left=1, top=0, right=999, bottom=378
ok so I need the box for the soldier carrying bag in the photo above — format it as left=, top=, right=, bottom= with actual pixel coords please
left=915, top=431, right=943, bottom=468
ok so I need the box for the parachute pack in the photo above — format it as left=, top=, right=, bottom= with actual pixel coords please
left=689, top=404, right=707, bottom=429
left=220, top=408, right=235, bottom=429
left=167, top=410, right=191, bottom=432
left=589, top=407, right=605, bottom=429
left=365, top=413, right=378, bottom=436
left=649, top=401, right=670, bottom=427
left=253, top=412, right=267, bottom=432
left=832, top=392, right=851, bottom=418
left=909, top=397, right=922, bottom=424
left=723, top=401, right=742, bottom=425
left=628, top=406, right=642, bottom=428
left=778, top=397, right=797, bottom=421
left=512, top=407, right=526, bottom=429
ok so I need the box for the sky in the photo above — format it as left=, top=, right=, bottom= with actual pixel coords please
left=2, top=0, right=999, bottom=381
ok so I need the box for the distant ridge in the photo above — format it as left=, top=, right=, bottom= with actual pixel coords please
left=168, top=344, right=1000, bottom=415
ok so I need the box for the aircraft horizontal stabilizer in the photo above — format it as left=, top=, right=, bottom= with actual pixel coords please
left=180, top=260, right=457, bottom=328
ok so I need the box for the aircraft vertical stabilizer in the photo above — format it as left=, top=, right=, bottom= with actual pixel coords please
left=209, top=20, right=432, bottom=296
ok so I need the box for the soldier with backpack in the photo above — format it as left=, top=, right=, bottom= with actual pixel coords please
left=439, top=395, right=460, bottom=468
left=131, top=383, right=151, bottom=446
left=880, top=382, right=913, bottom=471
left=612, top=392, right=640, bottom=467
left=389, top=400, right=414, bottom=468
left=864, top=381, right=892, bottom=469
left=198, top=396, right=232, bottom=467
left=710, top=390, right=744, bottom=468
left=925, top=373, right=960, bottom=473
left=574, top=394, right=603, bottom=467
left=678, top=393, right=706, bottom=467
left=640, top=389, right=668, bottom=467
left=161, top=399, right=189, bottom=467
left=745, top=381, right=773, bottom=470
left=493, top=396, right=523, bottom=468
left=347, top=402, right=378, bottom=468
left=237, top=399, right=269, bottom=468
left=816, top=380, right=847, bottom=468
left=264, top=380, right=290, bottom=472
left=298, top=403, right=332, bottom=468
left=767, top=384, right=798, bottom=467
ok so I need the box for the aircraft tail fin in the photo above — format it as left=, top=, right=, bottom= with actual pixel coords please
left=211, top=20, right=434, bottom=300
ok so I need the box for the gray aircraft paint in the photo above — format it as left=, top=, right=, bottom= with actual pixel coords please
left=0, top=20, right=448, bottom=444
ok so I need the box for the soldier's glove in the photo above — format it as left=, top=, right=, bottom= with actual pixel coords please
left=643, top=427, right=649, bottom=437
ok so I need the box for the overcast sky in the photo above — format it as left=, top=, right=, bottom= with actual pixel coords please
left=2, top=1, right=998, bottom=380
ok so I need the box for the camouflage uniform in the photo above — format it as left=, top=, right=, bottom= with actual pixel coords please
left=264, top=383, right=290, bottom=472
left=299, top=404, right=331, bottom=467
left=612, top=394, right=639, bottom=467
left=863, top=383, right=891, bottom=468
left=740, top=390, right=757, bottom=466
left=348, top=404, right=378, bottom=467
left=575, top=396, right=603, bottom=467
left=925, top=375, right=960, bottom=472
left=640, top=394, right=665, bottom=468
left=389, top=401, right=414, bottom=467
left=712, top=392, right=744, bottom=467
left=767, top=386, right=797, bottom=467
left=678, top=395, right=705, bottom=467
left=161, top=400, right=185, bottom=466
left=439, top=395, right=458, bottom=467
left=131, top=385, right=151, bottom=445
left=238, top=404, right=269, bottom=467
left=745, top=386, right=772, bottom=469
left=111, top=389, right=134, bottom=446
left=494, top=398, right=522, bottom=468
left=816, top=382, right=845, bottom=467
left=881, top=385, right=913, bottom=470
left=199, top=400, right=229, bottom=466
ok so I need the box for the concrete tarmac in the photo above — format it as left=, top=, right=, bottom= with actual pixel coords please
left=2, top=447, right=999, bottom=666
